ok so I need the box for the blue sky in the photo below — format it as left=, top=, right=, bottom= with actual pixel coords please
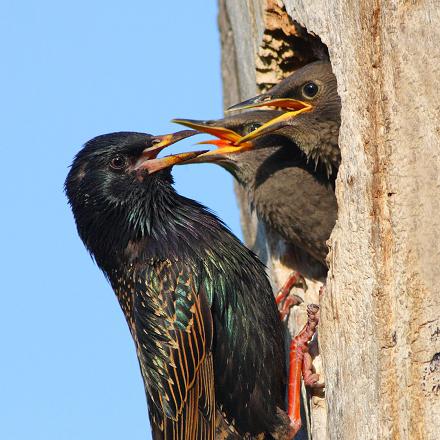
left=0, top=1, right=241, bottom=439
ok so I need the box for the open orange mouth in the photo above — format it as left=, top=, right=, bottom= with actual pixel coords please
left=171, top=119, right=254, bottom=159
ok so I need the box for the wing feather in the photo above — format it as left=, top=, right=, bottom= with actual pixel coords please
left=131, top=260, right=215, bottom=439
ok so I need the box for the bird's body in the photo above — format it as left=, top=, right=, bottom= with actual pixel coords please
left=238, top=142, right=336, bottom=266
left=65, top=132, right=289, bottom=439
left=174, top=110, right=337, bottom=269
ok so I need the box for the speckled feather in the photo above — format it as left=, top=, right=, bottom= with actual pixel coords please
left=65, top=132, right=288, bottom=440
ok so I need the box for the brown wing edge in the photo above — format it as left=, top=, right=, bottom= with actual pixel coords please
left=150, top=283, right=216, bottom=440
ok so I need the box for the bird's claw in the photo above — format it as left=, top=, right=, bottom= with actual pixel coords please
left=275, top=271, right=306, bottom=321
left=302, top=351, right=323, bottom=388
left=279, top=295, right=303, bottom=321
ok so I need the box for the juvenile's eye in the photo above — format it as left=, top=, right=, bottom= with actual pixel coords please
left=243, top=122, right=261, bottom=135
left=302, top=82, right=319, bottom=98
left=110, top=155, right=127, bottom=170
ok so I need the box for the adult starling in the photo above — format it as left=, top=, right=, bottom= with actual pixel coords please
left=172, top=110, right=337, bottom=274
left=228, top=60, right=341, bottom=178
left=65, top=131, right=291, bottom=439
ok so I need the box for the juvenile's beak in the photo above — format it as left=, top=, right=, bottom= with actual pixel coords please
left=172, top=118, right=254, bottom=163
left=172, top=119, right=242, bottom=143
left=236, top=108, right=310, bottom=145
left=227, top=94, right=312, bottom=113
left=184, top=143, right=254, bottom=164
left=134, top=130, right=207, bottom=174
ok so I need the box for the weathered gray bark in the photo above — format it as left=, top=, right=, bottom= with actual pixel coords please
left=218, top=1, right=440, bottom=439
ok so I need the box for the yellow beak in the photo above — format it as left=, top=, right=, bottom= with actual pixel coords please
left=172, top=118, right=254, bottom=162
left=236, top=107, right=311, bottom=144
left=134, top=130, right=207, bottom=174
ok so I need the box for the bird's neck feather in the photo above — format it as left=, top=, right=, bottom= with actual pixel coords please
left=80, top=179, right=229, bottom=274
left=228, top=144, right=284, bottom=186
left=285, top=118, right=340, bottom=176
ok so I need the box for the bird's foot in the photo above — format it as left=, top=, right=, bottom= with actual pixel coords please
left=275, top=271, right=305, bottom=321
left=302, top=351, right=323, bottom=389
left=287, top=304, right=320, bottom=438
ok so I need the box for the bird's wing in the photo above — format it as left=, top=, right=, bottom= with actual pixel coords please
left=133, top=259, right=215, bottom=440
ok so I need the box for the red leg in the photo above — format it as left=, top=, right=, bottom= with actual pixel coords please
left=287, top=304, right=320, bottom=438
left=275, top=271, right=304, bottom=321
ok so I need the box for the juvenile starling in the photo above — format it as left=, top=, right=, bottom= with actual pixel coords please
left=65, top=131, right=291, bottom=439
left=173, top=110, right=337, bottom=272
left=228, top=60, right=341, bottom=178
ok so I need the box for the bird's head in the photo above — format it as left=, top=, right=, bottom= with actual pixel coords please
left=172, top=110, right=289, bottom=183
left=65, top=131, right=202, bottom=266
left=226, top=61, right=341, bottom=158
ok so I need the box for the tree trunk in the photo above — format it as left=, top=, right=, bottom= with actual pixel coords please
left=218, top=1, right=440, bottom=439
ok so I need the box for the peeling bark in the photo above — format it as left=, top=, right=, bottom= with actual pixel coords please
left=218, top=1, right=440, bottom=439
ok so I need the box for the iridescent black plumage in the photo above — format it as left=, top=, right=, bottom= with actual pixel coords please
left=65, top=132, right=289, bottom=439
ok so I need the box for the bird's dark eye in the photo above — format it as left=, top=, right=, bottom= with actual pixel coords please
left=110, top=155, right=127, bottom=170
left=302, top=82, right=319, bottom=98
left=243, top=122, right=262, bottom=135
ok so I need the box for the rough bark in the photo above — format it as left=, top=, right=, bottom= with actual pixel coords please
left=218, top=1, right=440, bottom=439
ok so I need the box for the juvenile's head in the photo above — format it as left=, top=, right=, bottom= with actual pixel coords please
left=227, top=61, right=341, bottom=174
left=228, top=61, right=340, bottom=122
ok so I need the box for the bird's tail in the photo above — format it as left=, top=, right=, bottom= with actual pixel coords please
left=150, top=354, right=216, bottom=440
